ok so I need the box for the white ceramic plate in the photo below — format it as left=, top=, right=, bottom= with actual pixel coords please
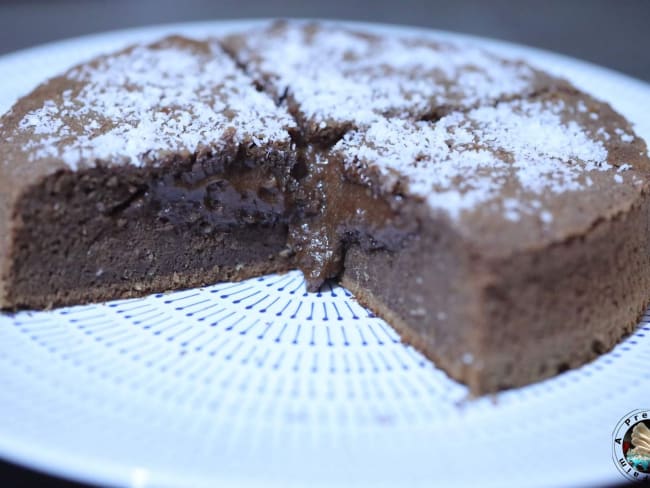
left=1, top=20, right=649, bottom=488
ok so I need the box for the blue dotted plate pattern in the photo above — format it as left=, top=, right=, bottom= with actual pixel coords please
left=0, top=21, right=649, bottom=488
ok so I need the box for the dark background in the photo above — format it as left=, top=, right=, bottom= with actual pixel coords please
left=1, top=0, right=649, bottom=81
left=0, top=0, right=648, bottom=486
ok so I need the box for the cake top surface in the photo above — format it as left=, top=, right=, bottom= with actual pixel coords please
left=222, top=21, right=559, bottom=137
left=333, top=91, right=650, bottom=251
left=0, top=22, right=648, bottom=254
left=0, top=36, right=295, bottom=172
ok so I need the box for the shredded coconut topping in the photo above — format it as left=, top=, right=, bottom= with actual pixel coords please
left=11, top=38, right=295, bottom=169
left=227, top=22, right=540, bottom=128
left=1, top=26, right=643, bottom=226
left=335, top=98, right=616, bottom=221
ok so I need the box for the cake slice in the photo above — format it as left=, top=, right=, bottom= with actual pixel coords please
left=333, top=91, right=650, bottom=392
left=0, top=36, right=297, bottom=309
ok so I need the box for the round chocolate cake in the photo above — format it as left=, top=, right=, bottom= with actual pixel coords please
left=1, top=21, right=649, bottom=394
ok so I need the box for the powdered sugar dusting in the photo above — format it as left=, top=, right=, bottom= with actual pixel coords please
left=226, top=22, right=540, bottom=129
left=11, top=38, right=294, bottom=169
left=335, top=98, right=616, bottom=221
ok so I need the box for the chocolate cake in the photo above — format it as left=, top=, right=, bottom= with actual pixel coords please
left=1, top=21, right=649, bottom=394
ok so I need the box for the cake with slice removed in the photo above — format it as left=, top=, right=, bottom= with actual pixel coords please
left=1, top=21, right=649, bottom=394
